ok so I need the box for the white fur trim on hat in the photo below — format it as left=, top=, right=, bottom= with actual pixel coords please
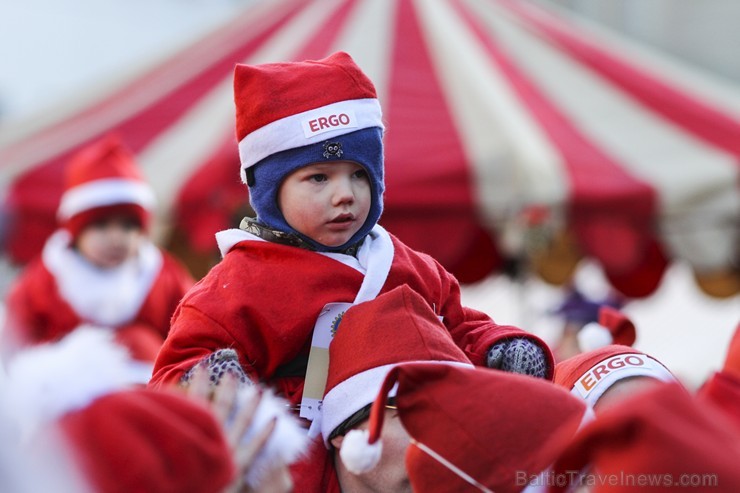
left=58, top=178, right=156, bottom=220
left=570, top=353, right=675, bottom=408
left=321, top=363, right=399, bottom=446
left=321, top=360, right=473, bottom=446
left=238, top=98, right=383, bottom=170
left=577, top=322, right=614, bottom=352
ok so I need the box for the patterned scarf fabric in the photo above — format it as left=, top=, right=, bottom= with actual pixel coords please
left=239, top=217, right=364, bottom=257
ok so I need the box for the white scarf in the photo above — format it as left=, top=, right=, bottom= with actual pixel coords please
left=42, top=230, right=162, bottom=327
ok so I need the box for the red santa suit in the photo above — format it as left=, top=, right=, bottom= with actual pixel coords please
left=152, top=224, right=548, bottom=493
left=3, top=229, right=193, bottom=365
left=151, top=225, right=550, bottom=401
left=150, top=53, right=553, bottom=493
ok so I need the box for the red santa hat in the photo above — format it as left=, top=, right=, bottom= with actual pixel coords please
left=57, top=134, right=155, bottom=239
left=342, top=362, right=589, bottom=492
left=4, top=327, right=152, bottom=437
left=549, top=382, right=740, bottom=493
left=696, top=323, right=740, bottom=432
left=59, top=387, right=235, bottom=493
left=554, top=345, right=676, bottom=409
left=697, top=370, right=740, bottom=433
left=576, top=306, right=637, bottom=352
left=320, top=285, right=473, bottom=447
left=3, top=328, right=235, bottom=493
left=233, top=51, right=385, bottom=251
left=722, top=322, right=740, bottom=378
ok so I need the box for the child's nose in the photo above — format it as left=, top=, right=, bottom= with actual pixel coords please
left=107, top=225, right=131, bottom=241
left=332, top=177, right=356, bottom=205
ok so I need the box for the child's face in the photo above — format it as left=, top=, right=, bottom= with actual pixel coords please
left=75, top=215, right=143, bottom=269
left=278, top=161, right=371, bottom=247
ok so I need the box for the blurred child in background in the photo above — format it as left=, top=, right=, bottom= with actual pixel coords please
left=1, top=135, right=193, bottom=371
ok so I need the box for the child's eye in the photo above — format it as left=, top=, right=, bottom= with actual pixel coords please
left=352, top=169, right=368, bottom=180
left=90, top=219, right=109, bottom=229
left=308, top=174, right=328, bottom=183
left=120, top=218, right=141, bottom=231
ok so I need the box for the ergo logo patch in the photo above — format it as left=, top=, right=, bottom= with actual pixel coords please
left=577, top=353, right=646, bottom=393
left=302, top=110, right=357, bottom=137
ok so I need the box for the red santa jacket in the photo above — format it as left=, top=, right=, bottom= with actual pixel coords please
left=2, top=231, right=194, bottom=362
left=150, top=226, right=551, bottom=401
left=150, top=226, right=551, bottom=493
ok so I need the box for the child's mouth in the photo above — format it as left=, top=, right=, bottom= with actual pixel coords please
left=331, top=213, right=354, bottom=223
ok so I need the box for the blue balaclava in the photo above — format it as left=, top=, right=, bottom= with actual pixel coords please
left=233, top=52, right=385, bottom=252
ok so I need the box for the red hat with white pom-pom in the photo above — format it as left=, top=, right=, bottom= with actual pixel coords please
left=341, top=362, right=590, bottom=492
left=57, top=134, right=156, bottom=239
left=554, top=345, right=676, bottom=409
left=577, top=305, right=637, bottom=352
left=320, top=285, right=473, bottom=448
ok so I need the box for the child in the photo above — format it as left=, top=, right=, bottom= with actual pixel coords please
left=150, top=51, right=553, bottom=404
left=1, top=135, right=194, bottom=367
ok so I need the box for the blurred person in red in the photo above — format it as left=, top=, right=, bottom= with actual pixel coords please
left=321, top=285, right=475, bottom=493
left=548, top=381, right=740, bottom=493
left=1, top=326, right=305, bottom=493
left=313, top=286, right=588, bottom=493
left=1, top=134, right=194, bottom=371
left=553, top=308, right=678, bottom=413
left=338, top=361, right=590, bottom=493
left=697, top=321, right=740, bottom=431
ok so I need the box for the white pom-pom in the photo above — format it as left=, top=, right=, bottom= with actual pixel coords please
left=578, top=322, right=613, bottom=352
left=339, top=429, right=382, bottom=474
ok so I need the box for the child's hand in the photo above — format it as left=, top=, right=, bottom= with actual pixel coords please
left=185, top=367, right=294, bottom=493
left=486, top=338, right=549, bottom=378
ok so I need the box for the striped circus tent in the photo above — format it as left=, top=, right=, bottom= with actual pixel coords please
left=0, top=0, right=738, bottom=298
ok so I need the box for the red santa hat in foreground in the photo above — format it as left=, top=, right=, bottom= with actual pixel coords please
left=554, top=345, right=676, bottom=409
left=342, top=362, right=589, bottom=492
left=722, top=322, right=740, bottom=379
left=549, top=382, right=740, bottom=493
left=57, top=134, right=156, bottom=239
left=59, top=388, right=234, bottom=493
left=2, top=328, right=235, bottom=493
left=576, top=306, right=637, bottom=352
left=697, top=322, right=740, bottom=432
left=320, top=285, right=473, bottom=447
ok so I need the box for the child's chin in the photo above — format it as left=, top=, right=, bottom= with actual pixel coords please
left=92, top=255, right=129, bottom=269
left=321, top=235, right=354, bottom=248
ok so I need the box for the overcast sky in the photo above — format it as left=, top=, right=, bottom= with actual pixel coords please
left=0, top=0, right=247, bottom=121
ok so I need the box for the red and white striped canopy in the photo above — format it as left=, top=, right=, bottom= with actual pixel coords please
left=1, top=0, right=738, bottom=298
